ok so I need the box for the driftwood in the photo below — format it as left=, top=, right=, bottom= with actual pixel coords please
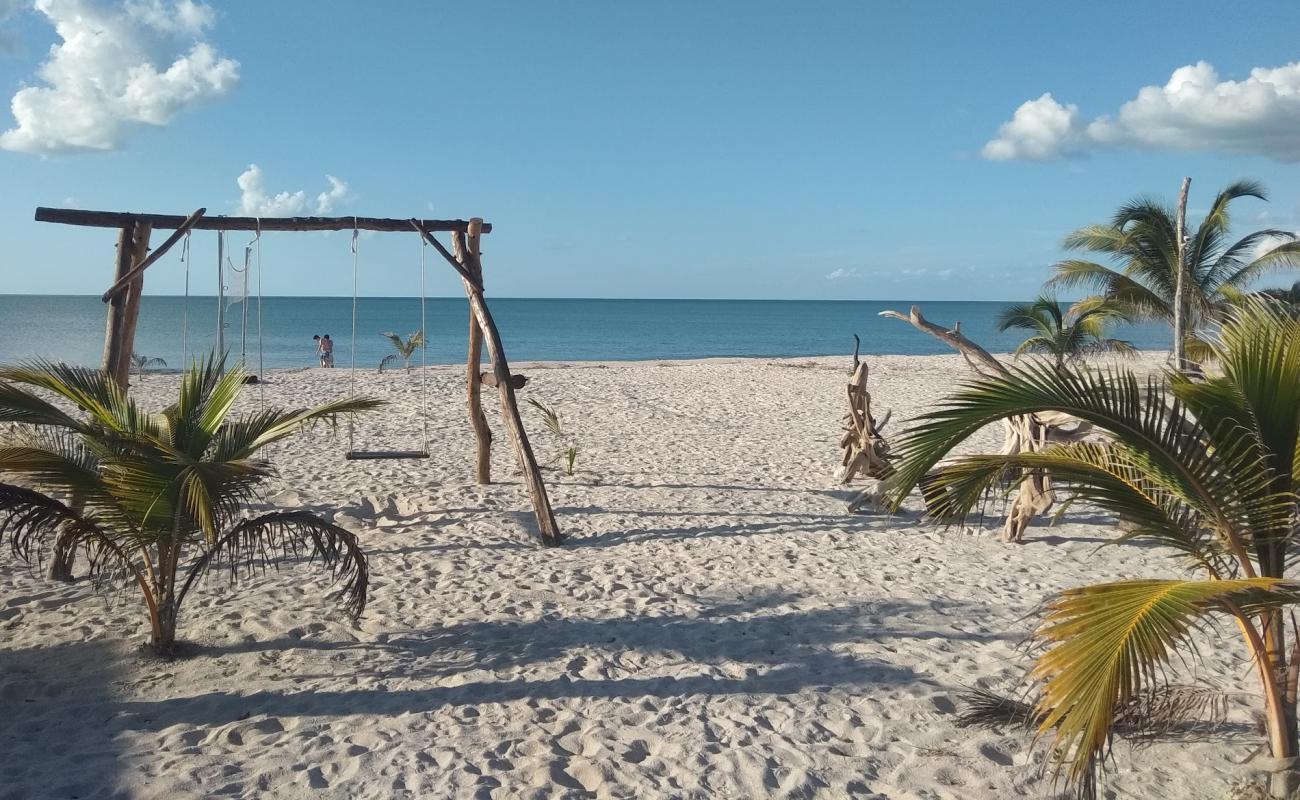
left=453, top=229, right=494, bottom=484
left=879, top=305, right=1092, bottom=542
left=840, top=359, right=892, bottom=481
left=840, top=354, right=895, bottom=513
left=415, top=219, right=561, bottom=546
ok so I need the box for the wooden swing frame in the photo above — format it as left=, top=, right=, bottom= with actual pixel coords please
left=32, top=206, right=563, bottom=546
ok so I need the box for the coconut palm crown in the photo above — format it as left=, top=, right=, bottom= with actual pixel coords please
left=1049, top=179, right=1300, bottom=359
left=996, top=296, right=1135, bottom=368
left=884, top=299, right=1300, bottom=798
left=378, top=330, right=425, bottom=373
left=130, top=353, right=167, bottom=380
left=0, top=356, right=382, bottom=655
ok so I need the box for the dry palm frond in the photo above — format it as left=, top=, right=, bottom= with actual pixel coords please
left=527, top=398, right=563, bottom=437
left=527, top=398, right=578, bottom=474
left=957, top=684, right=1229, bottom=740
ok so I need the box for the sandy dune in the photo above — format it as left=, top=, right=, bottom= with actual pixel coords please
left=0, top=354, right=1263, bottom=798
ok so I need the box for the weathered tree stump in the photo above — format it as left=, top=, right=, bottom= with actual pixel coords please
left=840, top=359, right=892, bottom=483
left=880, top=305, right=1092, bottom=542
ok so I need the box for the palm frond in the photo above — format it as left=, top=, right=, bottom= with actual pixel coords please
left=1217, top=240, right=1300, bottom=291
left=885, top=359, right=1286, bottom=568
left=178, top=510, right=369, bottom=620
left=527, top=398, right=564, bottom=437
left=916, top=444, right=1232, bottom=574
left=957, top=684, right=1228, bottom=741
left=1030, top=577, right=1300, bottom=790
left=213, top=397, right=386, bottom=457
left=0, top=360, right=146, bottom=434
left=0, top=482, right=125, bottom=572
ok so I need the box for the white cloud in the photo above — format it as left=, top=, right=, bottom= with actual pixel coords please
left=826, top=267, right=863, bottom=280
left=236, top=164, right=353, bottom=217
left=982, top=93, right=1086, bottom=161
left=0, top=0, right=239, bottom=154
left=315, top=175, right=349, bottom=214
left=984, top=60, right=1300, bottom=162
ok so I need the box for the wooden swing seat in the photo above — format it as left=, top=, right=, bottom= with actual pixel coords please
left=345, top=450, right=430, bottom=461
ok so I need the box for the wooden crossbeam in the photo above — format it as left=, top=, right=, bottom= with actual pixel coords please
left=35, top=207, right=491, bottom=234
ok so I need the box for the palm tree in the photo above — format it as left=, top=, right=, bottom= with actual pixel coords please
left=0, top=356, right=382, bottom=656
left=883, top=299, right=1300, bottom=797
left=378, top=331, right=425, bottom=373
left=1050, top=179, right=1300, bottom=368
left=996, top=296, right=1135, bottom=369
left=1260, top=281, right=1300, bottom=317
left=130, top=353, right=167, bottom=381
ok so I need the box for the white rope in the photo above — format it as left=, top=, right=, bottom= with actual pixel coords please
left=216, top=230, right=225, bottom=360
left=348, top=218, right=358, bottom=452
left=420, top=234, right=429, bottom=453
left=253, top=218, right=264, bottom=409
left=179, top=231, right=191, bottom=369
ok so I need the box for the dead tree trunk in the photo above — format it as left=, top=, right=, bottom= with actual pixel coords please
left=879, top=306, right=1091, bottom=542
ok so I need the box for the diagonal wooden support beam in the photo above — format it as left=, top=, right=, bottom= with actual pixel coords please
left=101, top=207, right=206, bottom=302
left=410, top=220, right=482, bottom=289
left=410, top=219, right=561, bottom=546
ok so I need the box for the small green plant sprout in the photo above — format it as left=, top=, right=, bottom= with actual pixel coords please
left=527, top=397, right=579, bottom=475
left=131, top=353, right=167, bottom=380
left=378, top=331, right=425, bottom=373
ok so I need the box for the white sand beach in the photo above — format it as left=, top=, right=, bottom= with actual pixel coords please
left=0, top=353, right=1262, bottom=799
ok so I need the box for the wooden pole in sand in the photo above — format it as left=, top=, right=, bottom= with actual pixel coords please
left=1172, top=176, right=1191, bottom=373
left=102, top=221, right=153, bottom=389
left=453, top=224, right=493, bottom=484
left=412, top=219, right=562, bottom=546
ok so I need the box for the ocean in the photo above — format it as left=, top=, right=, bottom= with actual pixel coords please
left=0, top=295, right=1174, bottom=369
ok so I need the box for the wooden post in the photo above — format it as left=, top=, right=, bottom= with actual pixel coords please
left=413, top=220, right=562, bottom=546
left=103, top=223, right=136, bottom=380
left=455, top=224, right=493, bottom=484
left=116, top=223, right=152, bottom=385
left=1172, top=176, right=1191, bottom=373
left=103, top=221, right=152, bottom=388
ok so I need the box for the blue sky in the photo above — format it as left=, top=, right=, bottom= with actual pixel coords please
left=0, top=0, right=1297, bottom=300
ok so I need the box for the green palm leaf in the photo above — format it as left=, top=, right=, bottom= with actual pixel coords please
left=1031, top=578, right=1300, bottom=788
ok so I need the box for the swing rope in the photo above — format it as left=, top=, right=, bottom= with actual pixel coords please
left=343, top=222, right=432, bottom=460
left=253, top=217, right=265, bottom=409
left=420, top=234, right=429, bottom=453
left=179, top=231, right=191, bottom=369
left=348, top=218, right=358, bottom=453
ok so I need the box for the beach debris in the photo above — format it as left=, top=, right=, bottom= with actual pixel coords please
left=879, top=305, right=1092, bottom=541
left=839, top=357, right=892, bottom=508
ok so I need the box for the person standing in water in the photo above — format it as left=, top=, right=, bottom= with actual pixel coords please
left=313, top=334, right=334, bottom=368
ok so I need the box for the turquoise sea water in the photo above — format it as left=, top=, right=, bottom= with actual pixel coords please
left=0, top=295, right=1174, bottom=369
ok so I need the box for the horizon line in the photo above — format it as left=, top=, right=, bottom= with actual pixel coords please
left=0, top=293, right=1047, bottom=303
